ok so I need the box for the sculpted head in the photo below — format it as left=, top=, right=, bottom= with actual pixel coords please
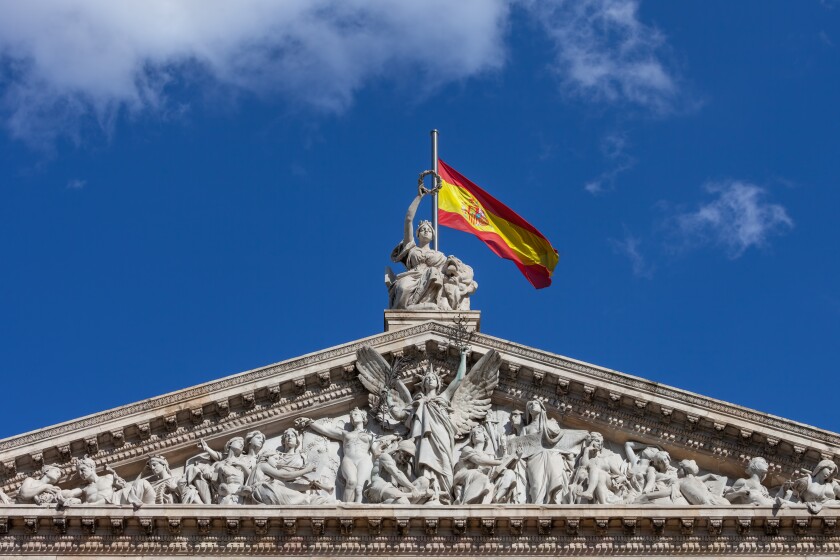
left=224, top=437, right=245, bottom=457
left=41, top=464, right=62, bottom=484
left=422, top=369, right=442, bottom=393
left=281, top=428, right=301, bottom=453
left=416, top=220, right=434, bottom=245
left=245, top=431, right=266, bottom=453
left=812, top=459, right=838, bottom=483
left=678, top=459, right=699, bottom=477
left=651, top=450, right=672, bottom=473
left=470, top=425, right=487, bottom=446
left=587, top=432, right=604, bottom=451
left=525, top=398, right=546, bottom=424
left=75, top=456, right=97, bottom=482
left=393, top=439, right=416, bottom=466
left=746, top=457, right=769, bottom=480
left=349, top=407, right=368, bottom=426
left=148, top=456, right=170, bottom=477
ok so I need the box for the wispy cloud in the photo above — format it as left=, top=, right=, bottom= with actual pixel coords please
left=66, top=178, right=86, bottom=190
left=584, top=131, right=635, bottom=194
left=0, top=1, right=509, bottom=147
left=610, top=230, right=654, bottom=278
left=672, top=181, right=793, bottom=258
left=520, top=0, right=681, bottom=113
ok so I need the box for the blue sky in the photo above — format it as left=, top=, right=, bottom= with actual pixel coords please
left=0, top=1, right=838, bottom=439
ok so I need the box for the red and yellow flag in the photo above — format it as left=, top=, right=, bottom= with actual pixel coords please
left=437, top=159, right=559, bottom=289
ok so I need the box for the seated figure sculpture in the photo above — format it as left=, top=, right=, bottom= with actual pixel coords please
left=61, top=456, right=155, bottom=507
left=724, top=456, right=775, bottom=506
left=386, top=185, right=476, bottom=311
left=365, top=438, right=433, bottom=504
left=790, top=459, right=840, bottom=513
left=573, top=432, right=631, bottom=505
left=17, top=464, right=64, bottom=505
left=245, top=452, right=330, bottom=505
left=452, top=425, right=520, bottom=504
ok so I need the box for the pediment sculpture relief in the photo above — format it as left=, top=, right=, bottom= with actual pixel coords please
left=7, top=344, right=840, bottom=513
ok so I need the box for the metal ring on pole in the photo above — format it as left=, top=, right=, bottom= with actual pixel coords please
left=417, top=169, right=442, bottom=196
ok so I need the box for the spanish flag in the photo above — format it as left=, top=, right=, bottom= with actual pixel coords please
left=437, top=159, right=559, bottom=289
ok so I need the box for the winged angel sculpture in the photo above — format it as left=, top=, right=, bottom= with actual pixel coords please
left=356, top=344, right=501, bottom=503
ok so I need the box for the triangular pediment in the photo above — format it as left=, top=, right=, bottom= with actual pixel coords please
left=1, top=317, right=836, bottom=504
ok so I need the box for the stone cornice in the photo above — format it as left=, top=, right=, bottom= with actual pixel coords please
left=0, top=504, right=839, bottom=557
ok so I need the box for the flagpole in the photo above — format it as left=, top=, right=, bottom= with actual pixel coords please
left=431, top=129, right=439, bottom=251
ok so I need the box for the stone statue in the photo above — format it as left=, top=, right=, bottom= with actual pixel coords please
left=145, top=455, right=183, bottom=504
left=573, top=432, right=631, bottom=505
left=790, top=459, right=840, bottom=513
left=365, top=437, right=432, bottom=504
left=508, top=398, right=589, bottom=504
left=242, top=430, right=266, bottom=475
left=356, top=344, right=501, bottom=503
left=672, top=459, right=730, bottom=506
left=61, top=456, right=156, bottom=507
left=632, top=450, right=679, bottom=504
left=17, top=464, right=64, bottom=505
left=452, top=425, right=520, bottom=504
left=385, top=186, right=476, bottom=311
left=297, top=407, right=374, bottom=503
left=209, top=436, right=250, bottom=505
left=245, top=452, right=330, bottom=505
left=724, top=456, right=775, bottom=506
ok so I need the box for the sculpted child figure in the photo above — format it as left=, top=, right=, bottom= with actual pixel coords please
left=298, top=407, right=374, bottom=503
left=574, top=432, right=629, bottom=505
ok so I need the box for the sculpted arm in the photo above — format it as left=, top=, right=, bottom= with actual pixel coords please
left=198, top=439, right=222, bottom=462
left=261, top=462, right=316, bottom=482
left=379, top=454, right=414, bottom=490
left=299, top=418, right=345, bottom=441
left=402, top=192, right=425, bottom=247
left=441, top=348, right=468, bottom=401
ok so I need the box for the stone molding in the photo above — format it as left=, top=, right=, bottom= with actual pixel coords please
left=0, top=504, right=839, bottom=557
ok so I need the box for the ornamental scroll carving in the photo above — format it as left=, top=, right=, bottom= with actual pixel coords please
left=8, top=345, right=840, bottom=511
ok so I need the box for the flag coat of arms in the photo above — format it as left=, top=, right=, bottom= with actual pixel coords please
left=437, top=159, right=559, bottom=288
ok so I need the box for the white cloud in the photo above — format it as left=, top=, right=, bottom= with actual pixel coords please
left=584, top=131, right=635, bottom=194
left=66, top=178, right=86, bottom=189
left=674, top=181, right=793, bottom=258
left=0, top=1, right=509, bottom=146
left=611, top=232, right=653, bottom=278
left=520, top=0, right=679, bottom=113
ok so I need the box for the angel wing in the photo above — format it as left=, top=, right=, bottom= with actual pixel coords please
left=355, top=345, right=412, bottom=410
left=449, top=349, right=501, bottom=438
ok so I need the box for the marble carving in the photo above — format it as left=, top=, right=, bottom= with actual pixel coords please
left=386, top=184, right=477, bottom=311
left=8, top=344, right=838, bottom=512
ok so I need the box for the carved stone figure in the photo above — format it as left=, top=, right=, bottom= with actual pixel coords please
left=508, top=398, right=589, bottom=504
left=452, top=425, right=520, bottom=504
left=791, top=459, right=840, bottom=513
left=298, top=408, right=373, bottom=503
left=365, top=437, right=431, bottom=504
left=356, top=344, right=501, bottom=503
left=573, top=432, right=630, bottom=505
left=245, top=452, right=329, bottom=505
left=210, top=437, right=250, bottom=505
left=385, top=187, right=476, bottom=311
left=145, top=455, right=182, bottom=504
left=17, top=464, right=64, bottom=505
left=632, top=450, right=679, bottom=504
left=673, top=459, right=730, bottom=506
left=62, top=456, right=155, bottom=507
left=724, top=456, right=775, bottom=506
left=242, top=430, right=266, bottom=475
